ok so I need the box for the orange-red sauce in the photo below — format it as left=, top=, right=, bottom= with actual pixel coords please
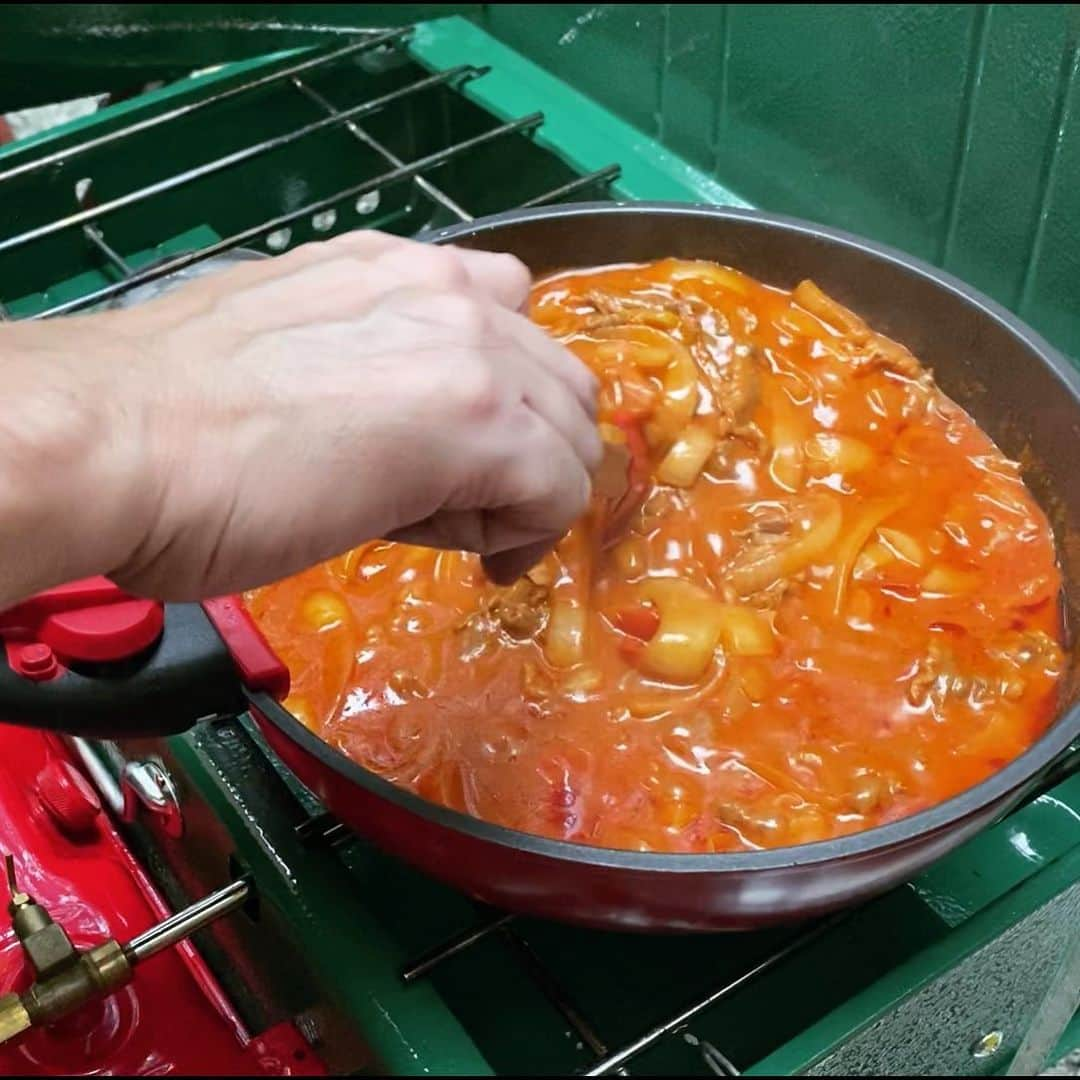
left=246, top=260, right=1064, bottom=853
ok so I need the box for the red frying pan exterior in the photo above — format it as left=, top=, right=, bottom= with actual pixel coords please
left=251, top=701, right=1026, bottom=931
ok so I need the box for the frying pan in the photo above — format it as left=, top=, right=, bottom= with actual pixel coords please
left=1, top=202, right=1077, bottom=931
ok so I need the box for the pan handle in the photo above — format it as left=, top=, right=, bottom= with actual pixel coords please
left=0, top=581, right=288, bottom=738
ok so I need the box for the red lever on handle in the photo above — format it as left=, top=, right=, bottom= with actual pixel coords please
left=0, top=577, right=164, bottom=665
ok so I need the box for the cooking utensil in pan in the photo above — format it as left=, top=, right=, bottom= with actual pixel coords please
left=1, top=203, right=1076, bottom=931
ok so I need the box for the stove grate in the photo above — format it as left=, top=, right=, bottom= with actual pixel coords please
left=0, top=25, right=619, bottom=320
left=398, top=888, right=846, bottom=1076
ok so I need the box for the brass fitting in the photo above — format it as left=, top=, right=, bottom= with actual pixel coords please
left=0, top=994, right=31, bottom=1043
left=7, top=853, right=77, bottom=979
left=0, top=854, right=131, bottom=1043
left=0, top=853, right=249, bottom=1046
left=19, top=939, right=132, bottom=1028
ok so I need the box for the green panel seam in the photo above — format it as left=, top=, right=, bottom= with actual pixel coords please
left=747, top=841, right=1080, bottom=1076
left=409, top=16, right=752, bottom=208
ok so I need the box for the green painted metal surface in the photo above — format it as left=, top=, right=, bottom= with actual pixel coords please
left=910, top=772, right=1080, bottom=928
left=155, top=711, right=1080, bottom=1077
left=0, top=5, right=479, bottom=108
left=172, top=717, right=496, bottom=1077
left=0, top=35, right=602, bottom=310
left=748, top=845, right=1080, bottom=1077
left=410, top=17, right=748, bottom=205
left=477, top=4, right=1080, bottom=364
left=6, top=4, right=1079, bottom=359
left=166, top=714, right=1080, bottom=1077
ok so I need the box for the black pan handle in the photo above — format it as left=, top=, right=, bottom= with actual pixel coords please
left=0, top=590, right=288, bottom=738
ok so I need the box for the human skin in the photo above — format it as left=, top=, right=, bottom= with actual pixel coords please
left=0, top=230, right=602, bottom=609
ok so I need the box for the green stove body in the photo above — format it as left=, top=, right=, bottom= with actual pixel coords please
left=0, top=12, right=1078, bottom=1076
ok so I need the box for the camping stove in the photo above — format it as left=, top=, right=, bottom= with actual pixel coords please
left=0, top=16, right=1077, bottom=1076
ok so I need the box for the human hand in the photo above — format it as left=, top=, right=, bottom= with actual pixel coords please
left=99, top=231, right=602, bottom=597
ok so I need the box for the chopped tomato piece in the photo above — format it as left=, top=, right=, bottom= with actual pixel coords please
left=611, top=605, right=661, bottom=641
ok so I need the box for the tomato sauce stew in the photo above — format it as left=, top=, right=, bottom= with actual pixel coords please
left=246, top=260, right=1064, bottom=853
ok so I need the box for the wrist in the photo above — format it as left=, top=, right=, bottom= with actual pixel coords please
left=0, top=314, right=161, bottom=605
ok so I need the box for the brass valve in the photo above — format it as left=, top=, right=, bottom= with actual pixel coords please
left=0, top=854, right=132, bottom=1042
left=0, top=854, right=249, bottom=1045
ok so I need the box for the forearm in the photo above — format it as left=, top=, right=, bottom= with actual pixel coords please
left=0, top=315, right=154, bottom=608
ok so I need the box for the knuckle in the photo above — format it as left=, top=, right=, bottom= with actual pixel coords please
left=432, top=291, right=490, bottom=338
left=494, top=252, right=531, bottom=293
left=424, top=246, right=471, bottom=287
left=451, top=356, right=502, bottom=420
left=277, top=238, right=334, bottom=266
left=387, top=245, right=470, bottom=291
left=327, top=228, right=399, bottom=256
left=314, top=255, right=365, bottom=280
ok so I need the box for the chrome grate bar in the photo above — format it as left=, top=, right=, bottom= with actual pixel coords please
left=520, top=166, right=622, bottom=208
left=294, top=811, right=353, bottom=848
left=0, top=28, right=411, bottom=185
left=31, top=112, right=543, bottom=318
left=290, top=74, right=474, bottom=223
left=83, top=224, right=134, bottom=277
left=583, top=916, right=842, bottom=1076
left=401, top=911, right=515, bottom=982
left=500, top=926, right=609, bottom=1058
left=700, top=1040, right=742, bottom=1076
left=0, top=65, right=483, bottom=257
left=399, top=899, right=843, bottom=1076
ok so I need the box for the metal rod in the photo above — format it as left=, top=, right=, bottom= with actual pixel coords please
left=294, top=811, right=339, bottom=841
left=0, top=66, right=482, bottom=257
left=501, top=926, right=608, bottom=1057
left=294, top=812, right=351, bottom=847
left=583, top=917, right=840, bottom=1076
left=291, top=76, right=474, bottom=223
left=700, top=1040, right=741, bottom=1076
left=402, top=911, right=515, bottom=982
left=83, top=225, right=133, bottom=276
left=520, top=165, right=622, bottom=208
left=126, top=878, right=250, bottom=964
left=33, top=112, right=543, bottom=318
left=66, top=737, right=124, bottom=814
left=0, top=29, right=410, bottom=186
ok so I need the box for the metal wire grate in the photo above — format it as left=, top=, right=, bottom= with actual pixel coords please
left=395, top=897, right=842, bottom=1076
left=0, top=25, right=619, bottom=320
left=289, top=802, right=842, bottom=1076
